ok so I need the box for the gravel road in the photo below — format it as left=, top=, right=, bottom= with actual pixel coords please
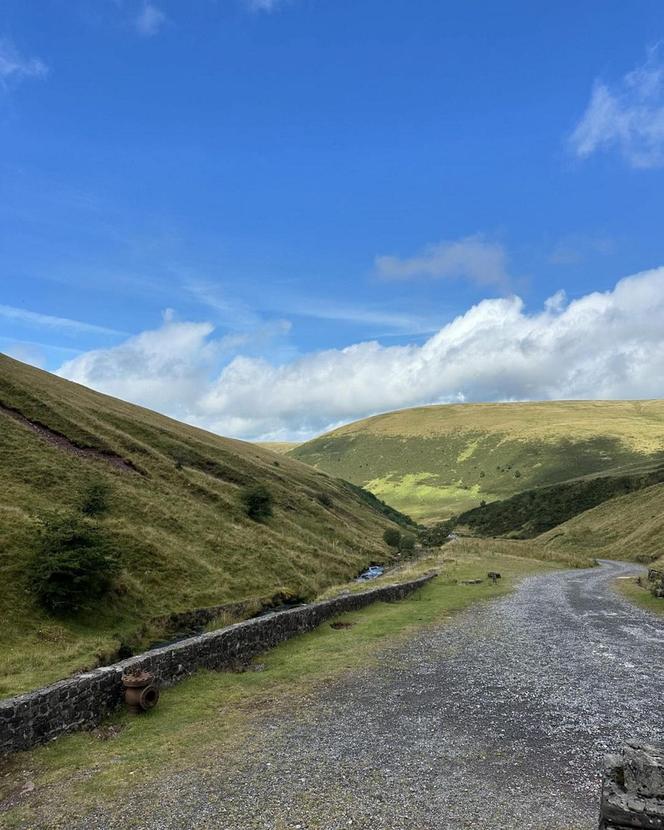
left=58, top=562, right=664, bottom=829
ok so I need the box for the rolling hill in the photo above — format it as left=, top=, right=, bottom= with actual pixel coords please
left=290, top=401, right=664, bottom=521
left=536, top=481, right=664, bottom=567
left=452, top=457, right=664, bottom=539
left=0, top=355, right=409, bottom=696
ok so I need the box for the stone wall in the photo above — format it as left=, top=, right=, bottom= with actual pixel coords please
left=0, top=572, right=436, bottom=755
left=599, top=742, right=664, bottom=829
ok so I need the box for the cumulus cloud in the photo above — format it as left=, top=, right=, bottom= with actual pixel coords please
left=58, top=319, right=217, bottom=416
left=570, top=45, right=664, bottom=168
left=135, top=3, right=167, bottom=36
left=0, top=38, right=48, bottom=88
left=376, top=235, right=510, bottom=290
left=56, top=267, right=664, bottom=441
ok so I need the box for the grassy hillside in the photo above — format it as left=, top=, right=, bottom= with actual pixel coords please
left=291, top=401, right=664, bottom=521
left=0, top=355, right=409, bottom=696
left=454, top=459, right=664, bottom=539
left=255, top=442, right=301, bottom=454
left=536, top=482, right=664, bottom=567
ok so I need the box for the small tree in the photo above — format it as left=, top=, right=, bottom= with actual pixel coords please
left=80, top=481, right=110, bottom=516
left=242, top=484, right=273, bottom=521
left=399, top=533, right=416, bottom=553
left=28, top=515, right=120, bottom=614
left=317, top=492, right=333, bottom=508
left=383, top=527, right=401, bottom=548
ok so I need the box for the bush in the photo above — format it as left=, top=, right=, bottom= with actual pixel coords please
left=28, top=515, right=120, bottom=614
left=399, top=532, right=416, bottom=553
left=80, top=481, right=110, bottom=516
left=383, top=527, right=401, bottom=548
left=317, top=492, right=333, bottom=508
left=242, top=485, right=273, bottom=521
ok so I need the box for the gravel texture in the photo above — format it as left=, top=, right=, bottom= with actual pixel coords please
left=29, top=561, right=664, bottom=829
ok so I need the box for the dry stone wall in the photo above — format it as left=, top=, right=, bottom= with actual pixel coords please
left=0, top=572, right=435, bottom=754
left=599, top=742, right=664, bottom=829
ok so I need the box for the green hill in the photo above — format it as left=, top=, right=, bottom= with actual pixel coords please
left=453, top=459, right=664, bottom=539
left=536, top=481, right=664, bottom=567
left=0, top=355, right=409, bottom=696
left=290, top=401, right=664, bottom=522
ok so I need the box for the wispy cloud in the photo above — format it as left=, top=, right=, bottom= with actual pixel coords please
left=184, top=279, right=263, bottom=329
left=0, top=304, right=125, bottom=337
left=375, top=235, right=511, bottom=290
left=284, top=299, right=439, bottom=336
left=570, top=45, right=664, bottom=169
left=0, top=38, right=48, bottom=89
left=135, top=3, right=167, bottom=37
left=243, top=0, right=286, bottom=11
left=548, top=233, right=615, bottom=266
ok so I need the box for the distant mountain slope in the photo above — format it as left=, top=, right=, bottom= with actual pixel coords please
left=454, top=459, right=664, bottom=539
left=255, top=442, right=301, bottom=454
left=290, top=401, right=664, bottom=521
left=0, top=355, right=407, bottom=696
left=536, top=482, right=664, bottom=568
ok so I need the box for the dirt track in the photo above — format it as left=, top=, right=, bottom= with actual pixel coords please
left=49, top=561, right=664, bottom=829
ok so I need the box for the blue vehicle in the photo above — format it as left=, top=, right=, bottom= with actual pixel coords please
left=357, top=565, right=385, bottom=581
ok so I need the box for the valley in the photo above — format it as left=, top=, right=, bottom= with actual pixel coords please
left=2, top=356, right=664, bottom=830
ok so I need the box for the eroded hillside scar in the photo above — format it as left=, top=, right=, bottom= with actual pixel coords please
left=0, top=402, right=141, bottom=474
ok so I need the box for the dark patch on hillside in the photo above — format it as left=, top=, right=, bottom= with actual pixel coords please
left=453, top=465, right=664, bottom=538
left=0, top=375, right=110, bottom=453
left=341, top=481, right=417, bottom=529
left=0, top=402, right=141, bottom=475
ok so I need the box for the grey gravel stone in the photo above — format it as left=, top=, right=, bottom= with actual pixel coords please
left=14, top=560, right=664, bottom=830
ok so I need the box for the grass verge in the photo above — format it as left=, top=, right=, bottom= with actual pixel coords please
left=0, top=547, right=562, bottom=828
left=614, top=576, right=664, bottom=616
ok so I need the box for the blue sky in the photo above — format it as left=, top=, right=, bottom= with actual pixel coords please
left=2, top=1, right=664, bottom=439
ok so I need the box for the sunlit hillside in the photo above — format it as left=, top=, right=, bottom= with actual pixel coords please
left=291, top=401, right=664, bottom=521
left=0, top=355, right=408, bottom=695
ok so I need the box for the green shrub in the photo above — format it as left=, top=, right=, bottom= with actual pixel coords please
left=418, top=518, right=457, bottom=547
left=28, top=515, right=120, bottom=614
left=399, top=532, right=416, bottom=553
left=383, top=527, right=401, bottom=548
left=242, top=485, right=273, bottom=521
left=317, top=492, right=333, bottom=508
left=80, top=480, right=110, bottom=516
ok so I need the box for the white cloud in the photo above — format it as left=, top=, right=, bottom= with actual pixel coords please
left=570, top=45, right=664, bottom=168
left=55, top=267, right=664, bottom=441
left=57, top=320, right=217, bottom=416
left=0, top=304, right=124, bottom=337
left=135, top=3, right=167, bottom=36
left=375, top=235, right=510, bottom=289
left=0, top=38, right=48, bottom=88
